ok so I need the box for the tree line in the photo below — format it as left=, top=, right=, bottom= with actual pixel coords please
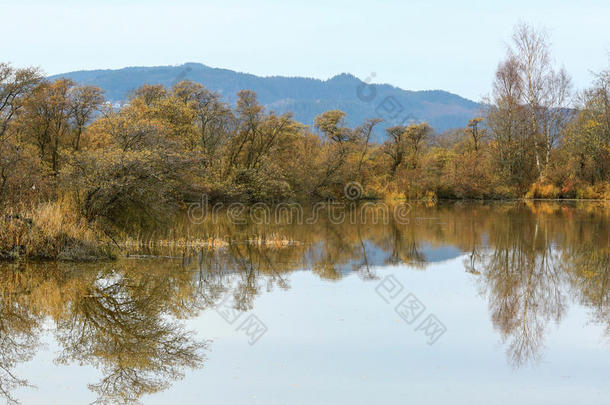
left=0, top=24, right=608, bottom=228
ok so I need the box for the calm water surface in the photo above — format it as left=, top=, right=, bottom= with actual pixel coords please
left=1, top=202, right=609, bottom=404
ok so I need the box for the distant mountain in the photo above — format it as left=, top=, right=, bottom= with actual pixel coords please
left=50, top=62, right=482, bottom=142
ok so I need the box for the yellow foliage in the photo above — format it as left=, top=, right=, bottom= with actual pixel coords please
left=526, top=182, right=561, bottom=199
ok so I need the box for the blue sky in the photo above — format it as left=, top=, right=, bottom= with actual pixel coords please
left=1, top=0, right=608, bottom=100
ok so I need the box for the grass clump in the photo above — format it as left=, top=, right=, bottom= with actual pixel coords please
left=0, top=199, right=115, bottom=262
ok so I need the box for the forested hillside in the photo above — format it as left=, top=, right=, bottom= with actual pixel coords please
left=50, top=63, right=481, bottom=141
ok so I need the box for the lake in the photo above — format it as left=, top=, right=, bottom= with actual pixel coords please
left=1, top=201, right=609, bottom=404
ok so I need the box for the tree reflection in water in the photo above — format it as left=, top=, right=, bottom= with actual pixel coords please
left=0, top=265, right=41, bottom=404
left=0, top=201, right=608, bottom=403
left=53, top=266, right=209, bottom=404
left=0, top=262, right=209, bottom=405
left=475, top=205, right=567, bottom=366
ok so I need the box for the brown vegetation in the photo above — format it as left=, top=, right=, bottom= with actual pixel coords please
left=0, top=24, right=608, bottom=261
left=0, top=199, right=114, bottom=261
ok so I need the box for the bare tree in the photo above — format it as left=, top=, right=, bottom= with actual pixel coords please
left=511, top=23, right=573, bottom=178
left=466, top=117, right=485, bottom=151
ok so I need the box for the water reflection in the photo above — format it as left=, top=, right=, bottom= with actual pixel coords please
left=0, top=262, right=209, bottom=404
left=0, top=201, right=608, bottom=404
left=0, top=265, right=41, bottom=404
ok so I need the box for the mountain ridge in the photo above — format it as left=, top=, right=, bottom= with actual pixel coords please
left=49, top=62, right=482, bottom=142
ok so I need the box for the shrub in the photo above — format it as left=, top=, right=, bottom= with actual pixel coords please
left=525, top=181, right=561, bottom=199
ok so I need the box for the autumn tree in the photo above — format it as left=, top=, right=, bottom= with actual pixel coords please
left=0, top=63, right=41, bottom=140
left=215, top=90, right=300, bottom=200
left=314, top=110, right=352, bottom=144
left=563, top=68, right=610, bottom=185
left=383, top=125, right=407, bottom=176
left=68, top=85, right=104, bottom=150
left=0, top=63, right=42, bottom=203
left=353, top=118, right=382, bottom=181
left=487, top=53, right=536, bottom=193
left=130, top=84, right=167, bottom=106
left=64, top=85, right=205, bottom=223
left=404, top=122, right=431, bottom=169
left=20, top=79, right=75, bottom=174
left=240, top=110, right=300, bottom=200
left=466, top=117, right=485, bottom=151
left=312, top=110, right=356, bottom=195
left=172, top=81, right=233, bottom=156
left=488, top=23, right=572, bottom=187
